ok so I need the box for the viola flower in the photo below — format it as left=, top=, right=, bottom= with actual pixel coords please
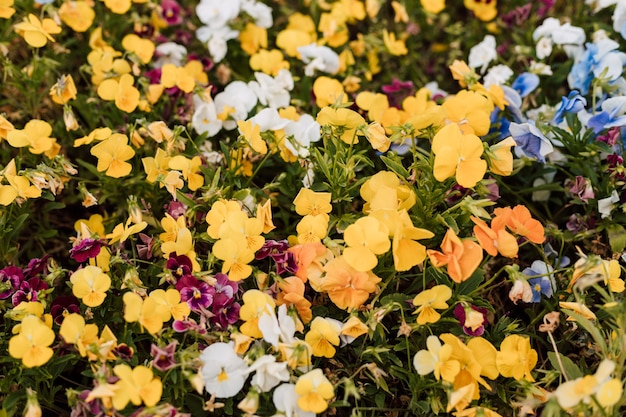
left=14, top=13, right=62, bottom=48
left=112, top=364, right=163, bottom=409
left=522, top=260, right=556, bottom=302
left=58, top=0, right=96, bottom=32
left=304, top=316, right=341, bottom=358
left=239, top=289, right=276, bottom=338
left=565, top=176, right=594, bottom=203
left=273, top=383, right=314, bottom=417
left=90, top=133, right=135, bottom=178
left=12, top=277, right=49, bottom=306
left=200, top=342, right=249, bottom=398
left=276, top=277, right=312, bottom=325
left=294, top=368, right=334, bottom=414
left=0, top=0, right=15, bottom=18
left=6, top=119, right=58, bottom=156
left=495, top=335, right=538, bottom=381
left=59, top=313, right=99, bottom=357
left=453, top=304, right=488, bottom=336
left=8, top=315, right=55, bottom=368
left=316, top=106, right=365, bottom=144
left=50, top=295, right=81, bottom=325
left=50, top=74, right=77, bottom=105
left=427, top=228, right=483, bottom=283
left=471, top=215, right=518, bottom=258
left=412, top=285, right=452, bottom=325
left=151, top=341, right=178, bottom=372
left=70, top=266, right=111, bottom=307
left=70, top=238, right=104, bottom=263
left=247, top=354, right=290, bottom=393
left=123, top=291, right=165, bottom=334
left=97, top=73, right=140, bottom=113
left=321, top=256, right=381, bottom=311
left=508, top=121, right=553, bottom=163
left=493, top=205, right=546, bottom=244
left=554, top=359, right=623, bottom=409
left=177, top=275, right=213, bottom=310
left=431, top=123, right=487, bottom=188
left=0, top=265, right=23, bottom=300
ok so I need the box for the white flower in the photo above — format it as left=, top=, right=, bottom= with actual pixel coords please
left=468, top=35, right=497, bottom=74
left=154, top=42, right=187, bottom=67
left=529, top=60, right=553, bottom=75
left=483, top=64, right=513, bottom=87
left=613, top=1, right=626, bottom=39
left=241, top=0, right=273, bottom=28
left=200, top=342, right=249, bottom=398
left=192, top=95, right=223, bottom=137
left=598, top=190, right=620, bottom=218
left=509, top=279, right=533, bottom=304
left=283, top=114, right=321, bottom=158
left=196, top=0, right=240, bottom=26
left=258, top=304, right=296, bottom=348
left=248, top=70, right=294, bottom=109
left=214, top=81, right=258, bottom=130
left=272, top=383, right=315, bottom=417
left=586, top=0, right=618, bottom=13
left=247, top=355, right=290, bottom=392
left=297, top=43, right=340, bottom=76
left=248, top=108, right=290, bottom=132
left=196, top=24, right=239, bottom=62
left=535, top=37, right=553, bottom=60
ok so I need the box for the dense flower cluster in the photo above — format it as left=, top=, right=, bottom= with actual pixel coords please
left=1, top=0, right=626, bottom=416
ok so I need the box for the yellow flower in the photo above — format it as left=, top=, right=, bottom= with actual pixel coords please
left=239, top=22, right=268, bottom=55
left=312, top=77, right=347, bottom=108
left=237, top=119, right=267, bottom=155
left=149, top=289, right=191, bottom=321
left=495, top=335, right=537, bottom=382
left=432, top=123, right=487, bottom=188
left=97, top=73, right=140, bottom=113
left=104, top=0, right=132, bottom=14
left=321, top=256, right=381, bottom=310
left=293, top=188, right=332, bottom=218
left=74, top=127, right=112, bottom=147
left=305, top=317, right=341, bottom=358
left=382, top=30, right=408, bottom=56
left=59, top=1, right=95, bottom=32
left=0, top=0, right=15, bottom=19
left=142, top=148, right=171, bottom=183
left=487, top=137, right=516, bottom=176
left=206, top=200, right=244, bottom=239
left=554, top=359, right=622, bottom=409
left=317, top=106, right=365, bottom=145
left=50, top=74, right=77, bottom=105
left=412, top=285, right=452, bottom=325
left=464, top=0, right=497, bottom=22
left=7, top=119, right=57, bottom=155
left=342, top=216, right=390, bottom=271
left=442, top=90, right=492, bottom=136
left=168, top=155, right=204, bottom=191
left=365, top=123, right=391, bottom=152
left=123, top=291, right=164, bottom=334
left=421, top=0, right=445, bottom=14
left=161, top=63, right=195, bottom=93
left=90, top=133, right=135, bottom=178
left=0, top=159, right=42, bottom=205
left=213, top=237, right=255, bottom=281
left=122, top=34, right=155, bottom=64
left=295, top=368, right=334, bottom=414
left=0, top=114, right=14, bottom=139
left=360, top=171, right=416, bottom=213
left=59, top=313, right=99, bottom=357
left=239, top=289, right=276, bottom=338
left=70, top=265, right=111, bottom=307
left=559, top=301, right=596, bottom=321
left=112, top=365, right=163, bottom=409
left=249, top=49, right=290, bottom=76
left=8, top=315, right=55, bottom=368
left=391, top=210, right=434, bottom=271
left=106, top=217, right=147, bottom=245
left=296, top=214, right=328, bottom=244
left=413, top=335, right=460, bottom=382
left=341, top=316, right=369, bottom=339
left=256, top=200, right=276, bottom=234
left=14, top=13, right=62, bottom=48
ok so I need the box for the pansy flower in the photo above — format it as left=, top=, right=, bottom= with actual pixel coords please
left=427, top=228, right=483, bottom=283
left=453, top=304, right=488, bottom=336
left=8, top=315, right=55, bottom=368
left=200, top=342, right=249, bottom=398
left=0, top=265, right=23, bottom=300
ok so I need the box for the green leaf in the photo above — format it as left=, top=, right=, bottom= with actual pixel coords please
left=547, top=351, right=583, bottom=380
left=380, top=154, right=410, bottom=179
left=606, top=223, right=626, bottom=253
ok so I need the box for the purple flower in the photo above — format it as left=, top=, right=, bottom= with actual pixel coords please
left=0, top=266, right=24, bottom=300
left=23, top=256, right=49, bottom=279
left=381, top=78, right=415, bottom=108
left=50, top=295, right=81, bottom=325
left=160, top=0, right=183, bottom=25
left=177, top=275, right=213, bottom=310
left=164, top=200, right=187, bottom=219
left=137, top=233, right=155, bottom=260
left=256, top=240, right=290, bottom=260
left=509, top=121, right=553, bottom=163
left=565, top=176, right=594, bottom=203
left=70, top=238, right=104, bottom=263
left=597, top=127, right=621, bottom=146
left=172, top=317, right=207, bottom=334
left=151, top=341, right=178, bottom=371
left=12, top=277, right=48, bottom=306
left=212, top=273, right=238, bottom=299
left=453, top=304, right=488, bottom=337
left=210, top=298, right=240, bottom=329
left=256, top=240, right=298, bottom=275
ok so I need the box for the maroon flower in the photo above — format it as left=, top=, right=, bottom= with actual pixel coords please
left=256, top=240, right=298, bottom=275
left=0, top=266, right=24, bottom=300
left=160, top=0, right=183, bottom=25
left=137, top=233, right=155, bottom=260
left=177, top=275, right=213, bottom=310
left=70, top=238, right=104, bottom=263
left=151, top=341, right=178, bottom=372
left=167, top=254, right=193, bottom=279
left=597, top=126, right=621, bottom=146
left=12, top=277, right=48, bottom=306
left=381, top=78, right=415, bottom=108
left=453, top=304, right=488, bottom=336
left=50, top=295, right=81, bottom=325
left=23, top=255, right=49, bottom=278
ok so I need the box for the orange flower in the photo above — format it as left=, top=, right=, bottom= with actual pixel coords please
left=471, top=216, right=518, bottom=258
left=288, top=242, right=333, bottom=290
left=427, top=229, right=483, bottom=283
left=276, top=276, right=312, bottom=324
left=493, top=205, right=545, bottom=244
left=321, top=256, right=381, bottom=310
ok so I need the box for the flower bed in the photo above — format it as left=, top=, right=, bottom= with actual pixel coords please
left=1, top=0, right=626, bottom=416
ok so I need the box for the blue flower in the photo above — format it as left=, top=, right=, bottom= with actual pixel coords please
left=511, top=73, right=540, bottom=98
left=553, top=91, right=587, bottom=124
left=523, top=260, right=556, bottom=302
left=508, top=121, right=554, bottom=162
left=587, top=96, right=626, bottom=133
left=568, top=39, right=626, bottom=94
